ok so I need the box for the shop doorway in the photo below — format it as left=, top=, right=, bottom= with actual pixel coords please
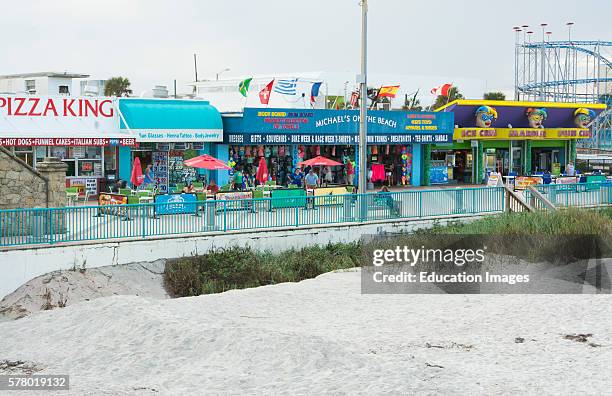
left=484, top=148, right=509, bottom=175
left=431, top=149, right=473, bottom=184
left=532, top=148, right=561, bottom=174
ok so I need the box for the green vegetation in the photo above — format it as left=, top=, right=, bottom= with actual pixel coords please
left=431, top=86, right=464, bottom=110
left=104, top=77, right=132, bottom=97
left=164, top=243, right=361, bottom=297
left=483, top=91, right=506, bottom=101
left=164, top=209, right=611, bottom=297
left=427, top=208, right=612, bottom=236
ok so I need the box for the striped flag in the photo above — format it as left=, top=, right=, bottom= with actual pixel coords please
left=378, top=85, right=400, bottom=98
left=310, top=82, right=322, bottom=103
left=431, top=83, right=453, bottom=96
left=273, top=78, right=297, bottom=95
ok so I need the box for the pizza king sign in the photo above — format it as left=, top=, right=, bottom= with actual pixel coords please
left=0, top=96, right=128, bottom=143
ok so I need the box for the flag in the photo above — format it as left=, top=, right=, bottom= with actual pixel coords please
left=349, top=91, right=359, bottom=108
left=378, top=85, right=400, bottom=98
left=259, top=80, right=274, bottom=105
left=310, top=82, right=322, bottom=103
left=273, top=78, right=297, bottom=95
left=238, top=78, right=252, bottom=97
left=431, top=83, right=453, bottom=96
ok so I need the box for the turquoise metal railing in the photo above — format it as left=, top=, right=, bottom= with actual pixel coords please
left=0, top=187, right=505, bottom=247
left=526, top=182, right=612, bottom=208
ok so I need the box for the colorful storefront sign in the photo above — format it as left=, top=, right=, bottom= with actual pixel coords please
left=154, top=193, right=198, bottom=215
left=454, top=128, right=592, bottom=140
left=0, top=137, right=136, bottom=147
left=515, top=176, right=543, bottom=190
left=224, top=108, right=454, bottom=145
left=0, top=96, right=130, bottom=142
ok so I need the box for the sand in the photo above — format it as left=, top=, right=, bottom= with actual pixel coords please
left=0, top=269, right=610, bottom=395
left=0, top=260, right=168, bottom=321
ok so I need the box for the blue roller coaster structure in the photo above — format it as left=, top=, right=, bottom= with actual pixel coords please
left=514, top=33, right=611, bottom=150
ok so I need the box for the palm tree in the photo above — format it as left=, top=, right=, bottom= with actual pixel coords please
left=104, top=77, right=132, bottom=97
left=431, top=87, right=464, bottom=110
left=483, top=92, right=506, bottom=101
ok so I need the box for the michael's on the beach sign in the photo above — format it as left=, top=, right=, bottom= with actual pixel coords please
left=0, top=95, right=129, bottom=142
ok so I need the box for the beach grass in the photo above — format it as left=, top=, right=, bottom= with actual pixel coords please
left=164, top=208, right=611, bottom=297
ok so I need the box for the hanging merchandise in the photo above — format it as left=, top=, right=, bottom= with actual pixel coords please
left=332, top=146, right=336, bottom=157
left=278, top=145, right=285, bottom=157
left=272, top=145, right=278, bottom=157
left=385, top=145, right=390, bottom=155
left=245, top=146, right=252, bottom=157
left=264, top=146, right=271, bottom=158
left=257, top=145, right=264, bottom=157
left=298, top=145, right=305, bottom=159
left=315, top=145, right=321, bottom=156
left=400, top=146, right=412, bottom=185
left=239, top=146, right=245, bottom=157
left=371, top=163, right=386, bottom=182
left=372, top=145, right=378, bottom=155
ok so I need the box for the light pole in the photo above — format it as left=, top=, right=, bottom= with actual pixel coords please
left=358, top=0, right=368, bottom=195
left=216, top=68, right=230, bottom=81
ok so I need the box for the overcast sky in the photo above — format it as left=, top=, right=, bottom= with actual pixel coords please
left=1, top=0, right=610, bottom=100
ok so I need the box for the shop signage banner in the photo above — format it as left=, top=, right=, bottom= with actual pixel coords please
left=69, top=178, right=99, bottom=195
left=215, top=191, right=253, bottom=211
left=0, top=137, right=136, bottom=147
left=0, top=96, right=130, bottom=140
left=515, top=176, right=543, bottom=190
left=154, top=193, right=198, bottom=215
left=487, top=172, right=502, bottom=187
left=225, top=108, right=454, bottom=145
left=134, top=129, right=223, bottom=143
left=98, top=193, right=128, bottom=217
left=454, top=128, right=591, bottom=140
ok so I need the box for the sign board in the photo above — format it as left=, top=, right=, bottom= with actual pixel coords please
left=454, top=128, right=592, bottom=140
left=0, top=96, right=130, bottom=141
left=215, top=191, right=253, bottom=211
left=430, top=165, right=449, bottom=184
left=270, top=188, right=307, bottom=209
left=0, top=137, right=136, bottom=147
left=313, top=187, right=349, bottom=206
left=515, top=176, right=543, bottom=190
left=98, top=193, right=128, bottom=216
left=152, top=151, right=169, bottom=194
left=69, top=177, right=99, bottom=195
left=487, top=172, right=502, bottom=187
left=134, top=129, right=223, bottom=143
left=556, top=176, right=578, bottom=184
left=154, top=193, right=198, bottom=215
left=225, top=108, right=454, bottom=145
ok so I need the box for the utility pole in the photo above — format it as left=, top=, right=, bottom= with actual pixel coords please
left=193, top=54, right=198, bottom=82
left=358, top=0, right=368, bottom=195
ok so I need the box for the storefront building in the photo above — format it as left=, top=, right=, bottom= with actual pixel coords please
left=221, top=108, right=454, bottom=188
left=0, top=95, right=135, bottom=196
left=117, top=99, right=224, bottom=192
left=432, top=100, right=606, bottom=184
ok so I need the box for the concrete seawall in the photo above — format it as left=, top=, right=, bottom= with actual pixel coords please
left=0, top=215, right=483, bottom=298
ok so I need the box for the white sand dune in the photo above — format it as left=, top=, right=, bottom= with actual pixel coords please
left=0, top=269, right=610, bottom=395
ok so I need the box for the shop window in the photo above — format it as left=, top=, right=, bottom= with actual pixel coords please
left=58, top=85, right=70, bottom=94
left=25, top=79, right=36, bottom=93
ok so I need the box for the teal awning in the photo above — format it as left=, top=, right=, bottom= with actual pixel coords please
left=119, top=98, right=223, bottom=142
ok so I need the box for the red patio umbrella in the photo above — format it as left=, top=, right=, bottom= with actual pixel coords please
left=130, top=156, right=144, bottom=187
left=184, top=154, right=231, bottom=170
left=255, top=157, right=269, bottom=184
left=299, top=156, right=343, bottom=167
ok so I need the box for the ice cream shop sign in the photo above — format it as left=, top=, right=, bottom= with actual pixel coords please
left=0, top=95, right=134, bottom=145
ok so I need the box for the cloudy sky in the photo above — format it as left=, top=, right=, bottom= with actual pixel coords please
left=1, top=0, right=610, bottom=101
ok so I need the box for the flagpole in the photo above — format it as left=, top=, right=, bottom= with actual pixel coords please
left=358, top=0, right=368, bottom=196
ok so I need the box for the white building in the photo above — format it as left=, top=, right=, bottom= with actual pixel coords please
left=80, top=79, right=107, bottom=96
left=0, top=72, right=90, bottom=96
left=190, top=72, right=328, bottom=112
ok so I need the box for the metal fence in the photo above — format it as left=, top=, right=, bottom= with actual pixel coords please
left=0, top=187, right=505, bottom=247
left=526, top=182, right=612, bottom=208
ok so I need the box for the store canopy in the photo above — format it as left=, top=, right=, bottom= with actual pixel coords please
left=437, top=100, right=606, bottom=129
left=119, top=98, right=223, bottom=143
